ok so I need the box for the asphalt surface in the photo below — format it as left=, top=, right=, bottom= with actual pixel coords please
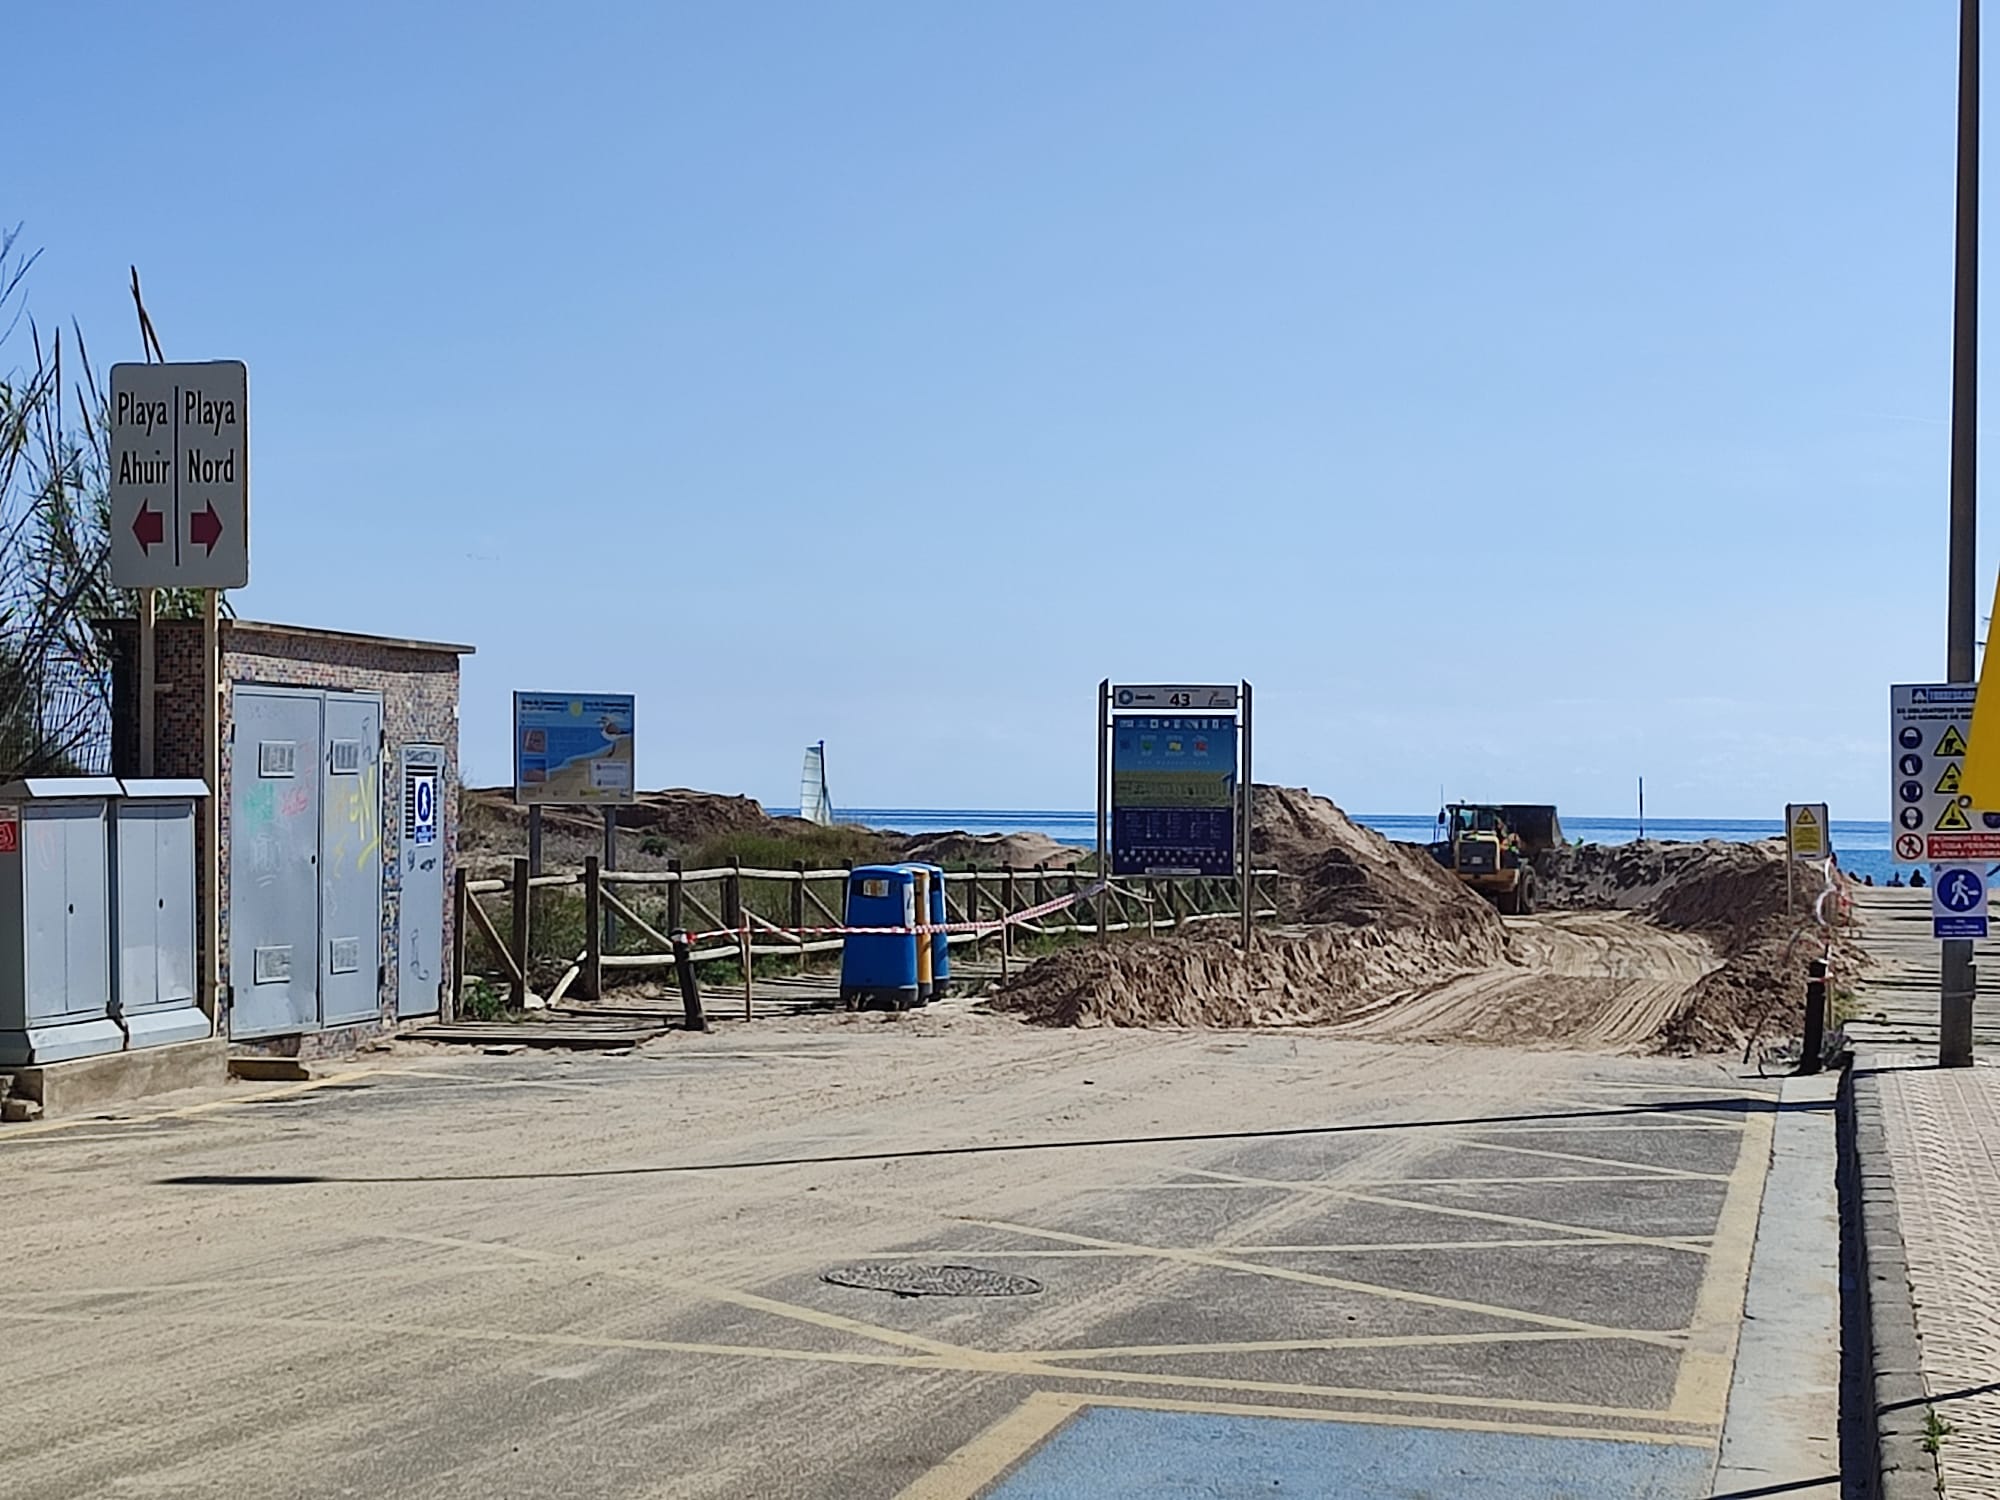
left=0, top=1015, right=1790, bottom=1498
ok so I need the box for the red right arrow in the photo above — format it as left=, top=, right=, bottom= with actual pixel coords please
left=189, top=502, right=223, bottom=554
left=132, top=503, right=164, bottom=553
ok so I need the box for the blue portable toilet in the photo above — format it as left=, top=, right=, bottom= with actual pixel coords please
left=917, top=863, right=949, bottom=999
left=840, top=865, right=919, bottom=1011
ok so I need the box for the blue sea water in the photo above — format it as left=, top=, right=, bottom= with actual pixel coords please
left=787, top=807, right=1902, bottom=885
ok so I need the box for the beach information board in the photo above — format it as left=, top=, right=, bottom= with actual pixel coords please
left=1110, top=711, right=1238, bottom=876
left=513, top=692, right=636, bottom=806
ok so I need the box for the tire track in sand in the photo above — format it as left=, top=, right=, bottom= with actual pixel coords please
left=1326, top=912, right=1720, bottom=1051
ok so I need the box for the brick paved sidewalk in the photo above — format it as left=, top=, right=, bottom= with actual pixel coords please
left=1856, top=1055, right=2000, bottom=1498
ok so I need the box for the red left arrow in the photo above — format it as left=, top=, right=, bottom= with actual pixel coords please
left=189, top=502, right=223, bottom=554
left=132, top=503, right=164, bottom=552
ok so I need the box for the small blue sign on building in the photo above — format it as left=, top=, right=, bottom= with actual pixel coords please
left=1933, top=863, right=1989, bottom=940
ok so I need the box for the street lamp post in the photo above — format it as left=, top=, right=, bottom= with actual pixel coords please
left=1943, top=0, right=1980, bottom=1068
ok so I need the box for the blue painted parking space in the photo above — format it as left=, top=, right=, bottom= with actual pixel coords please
left=986, top=1407, right=1711, bottom=1499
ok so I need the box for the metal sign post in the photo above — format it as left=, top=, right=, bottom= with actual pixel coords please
left=1102, top=680, right=1252, bottom=947
left=1240, top=680, right=1254, bottom=949
left=109, top=359, right=249, bottom=1028
left=1096, top=680, right=1110, bottom=942
left=201, top=589, right=220, bottom=1019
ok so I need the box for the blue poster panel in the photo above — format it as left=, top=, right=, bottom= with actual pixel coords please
left=1111, top=715, right=1237, bottom=875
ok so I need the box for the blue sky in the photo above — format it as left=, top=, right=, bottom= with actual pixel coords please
left=6, top=2, right=1981, bottom=818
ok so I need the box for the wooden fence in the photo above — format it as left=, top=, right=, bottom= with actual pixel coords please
left=450, top=859, right=1285, bottom=1019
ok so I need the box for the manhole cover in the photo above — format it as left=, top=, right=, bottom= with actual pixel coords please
left=820, top=1263, right=1044, bottom=1298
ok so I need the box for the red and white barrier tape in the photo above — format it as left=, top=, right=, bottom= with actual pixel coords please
left=684, top=882, right=1103, bottom=946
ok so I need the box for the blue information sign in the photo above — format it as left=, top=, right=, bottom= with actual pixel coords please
left=1110, top=715, right=1237, bottom=876
left=1933, top=863, right=1990, bottom=940
left=513, top=692, right=636, bottom=806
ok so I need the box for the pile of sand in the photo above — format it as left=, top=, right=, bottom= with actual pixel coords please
left=1531, top=839, right=1781, bottom=912
left=1536, top=838, right=1862, bottom=1052
left=991, top=787, right=1508, bottom=1028
left=899, top=830, right=1087, bottom=870
left=1254, top=785, right=1488, bottom=927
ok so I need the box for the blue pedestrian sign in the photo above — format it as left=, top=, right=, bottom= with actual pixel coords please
left=1933, top=863, right=1989, bottom=940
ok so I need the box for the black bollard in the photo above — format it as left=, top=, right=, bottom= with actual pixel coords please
left=1799, top=957, right=1827, bottom=1075
left=672, top=934, right=710, bottom=1033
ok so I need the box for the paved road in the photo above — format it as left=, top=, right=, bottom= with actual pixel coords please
left=0, top=1016, right=1792, bottom=1497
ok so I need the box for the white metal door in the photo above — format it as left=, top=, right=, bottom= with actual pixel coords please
left=229, top=690, right=322, bottom=1037
left=319, top=693, right=383, bottom=1026
left=396, top=745, right=445, bottom=1018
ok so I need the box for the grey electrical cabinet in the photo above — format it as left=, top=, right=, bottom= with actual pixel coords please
left=113, top=781, right=212, bottom=1051
left=0, top=779, right=122, bottom=1065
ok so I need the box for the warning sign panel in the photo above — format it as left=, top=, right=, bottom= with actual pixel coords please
left=1892, top=684, right=1994, bottom=863
left=0, top=805, right=16, bottom=856
left=1786, top=803, right=1829, bottom=861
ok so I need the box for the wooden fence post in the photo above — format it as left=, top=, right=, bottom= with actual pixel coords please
left=582, top=856, right=602, bottom=1001
left=1002, top=867, right=1018, bottom=980
left=724, top=859, right=743, bottom=933
left=510, top=856, right=531, bottom=1010
left=449, top=866, right=467, bottom=1022
left=667, top=857, right=684, bottom=936
left=792, top=860, right=808, bottom=975
left=967, top=866, right=981, bottom=959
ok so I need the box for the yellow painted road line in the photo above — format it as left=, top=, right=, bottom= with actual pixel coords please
left=1665, top=1104, right=1775, bottom=1424
left=1446, top=1139, right=1732, bottom=1181
left=1064, top=1392, right=1714, bottom=1446
left=857, top=1238, right=1653, bottom=1258
left=900, top=1390, right=1716, bottom=1500
left=1098, top=1174, right=1719, bottom=1188
left=0, top=1306, right=1697, bottom=1424
left=1028, top=1329, right=1682, bottom=1362
left=1184, top=1169, right=1715, bottom=1254
left=1469, top=1121, right=1745, bottom=1133
left=961, top=1218, right=1682, bottom=1346
left=381, top=1229, right=979, bottom=1364
left=1570, top=1082, right=1775, bottom=1098
left=892, top=1391, right=1079, bottom=1500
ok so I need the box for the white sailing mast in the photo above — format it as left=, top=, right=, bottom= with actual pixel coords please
left=799, top=741, right=834, bottom=826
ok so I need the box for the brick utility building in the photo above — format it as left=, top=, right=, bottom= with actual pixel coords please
left=104, top=619, right=472, bottom=1056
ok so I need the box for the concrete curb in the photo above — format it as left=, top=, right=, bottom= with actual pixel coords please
left=1839, top=1064, right=1942, bottom=1499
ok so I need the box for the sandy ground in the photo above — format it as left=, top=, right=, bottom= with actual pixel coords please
left=0, top=1016, right=1788, bottom=1499
left=1328, top=912, right=1722, bottom=1049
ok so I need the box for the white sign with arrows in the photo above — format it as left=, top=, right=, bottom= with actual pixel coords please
left=107, top=360, right=248, bottom=589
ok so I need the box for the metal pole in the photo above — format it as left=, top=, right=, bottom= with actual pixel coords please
left=200, top=588, right=220, bottom=1023
left=1240, top=679, right=1254, bottom=949
left=1096, top=678, right=1110, bottom=941
left=138, top=588, right=157, bottom=777
left=1944, top=0, right=1982, bottom=1069
left=602, top=805, right=619, bottom=949
left=527, top=806, right=543, bottom=879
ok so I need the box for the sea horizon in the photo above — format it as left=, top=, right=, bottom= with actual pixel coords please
left=773, top=806, right=1900, bottom=883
